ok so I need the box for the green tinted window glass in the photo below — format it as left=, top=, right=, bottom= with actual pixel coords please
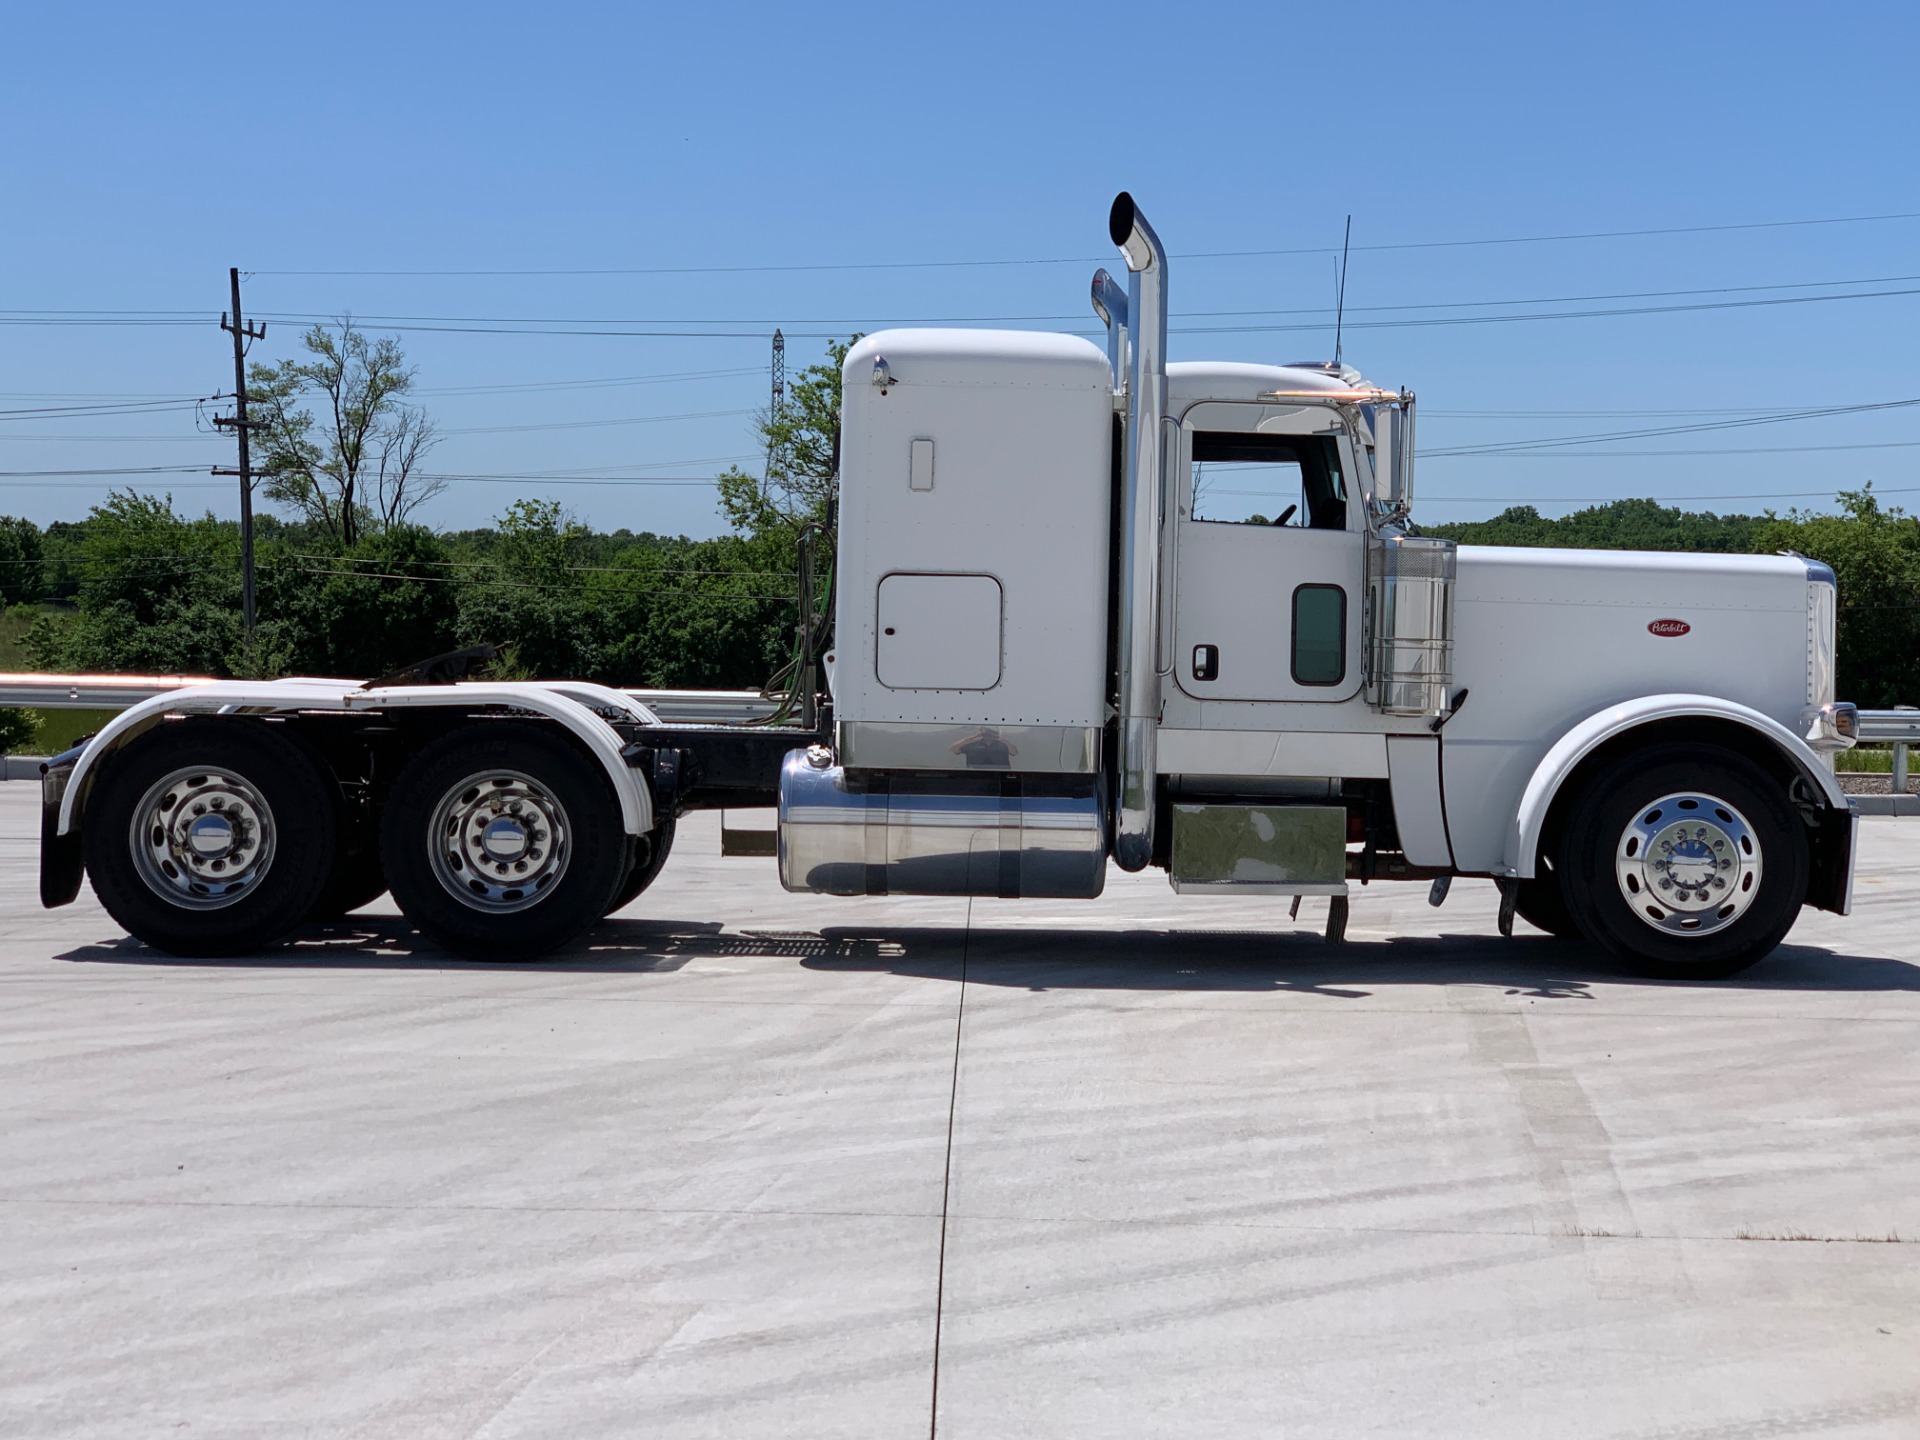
left=1292, top=584, right=1346, bottom=686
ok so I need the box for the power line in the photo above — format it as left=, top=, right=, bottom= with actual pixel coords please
left=1419, top=485, right=1920, bottom=503
left=0, top=465, right=208, bottom=477
left=17, top=270, right=1920, bottom=329
left=439, top=407, right=753, bottom=436
left=415, top=366, right=761, bottom=396
left=239, top=207, right=1920, bottom=276
left=0, top=397, right=215, bottom=420
left=1423, top=439, right=1920, bottom=459
left=1423, top=398, right=1920, bottom=457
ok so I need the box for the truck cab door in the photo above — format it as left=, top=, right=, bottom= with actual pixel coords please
left=1171, top=402, right=1364, bottom=704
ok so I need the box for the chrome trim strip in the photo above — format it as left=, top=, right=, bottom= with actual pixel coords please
left=837, top=720, right=1101, bottom=774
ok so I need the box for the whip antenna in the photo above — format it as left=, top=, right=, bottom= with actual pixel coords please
left=1333, top=214, right=1352, bottom=367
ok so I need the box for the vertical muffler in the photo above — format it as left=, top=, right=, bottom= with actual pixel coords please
left=1109, top=192, right=1167, bottom=872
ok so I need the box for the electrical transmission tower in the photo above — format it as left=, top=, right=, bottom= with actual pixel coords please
left=213, top=268, right=266, bottom=639
left=765, top=328, right=786, bottom=483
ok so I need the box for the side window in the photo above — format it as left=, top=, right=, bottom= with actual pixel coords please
left=1190, top=433, right=1347, bottom=529
left=1292, top=584, right=1346, bottom=685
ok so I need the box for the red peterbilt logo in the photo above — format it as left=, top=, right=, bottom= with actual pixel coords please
left=1648, top=618, right=1691, bottom=637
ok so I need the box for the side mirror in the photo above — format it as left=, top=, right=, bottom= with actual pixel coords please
left=1372, top=398, right=1415, bottom=515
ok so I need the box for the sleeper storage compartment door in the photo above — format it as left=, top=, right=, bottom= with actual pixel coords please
left=876, top=572, right=1004, bottom=691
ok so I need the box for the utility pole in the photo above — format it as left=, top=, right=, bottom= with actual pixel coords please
left=214, top=268, right=266, bottom=638
left=765, top=328, right=786, bottom=482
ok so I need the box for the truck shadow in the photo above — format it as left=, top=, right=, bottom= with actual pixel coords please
left=54, top=914, right=1920, bottom=997
left=800, top=928, right=1920, bottom=1000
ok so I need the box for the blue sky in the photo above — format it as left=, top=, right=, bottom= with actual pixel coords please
left=3, top=1, right=1916, bottom=537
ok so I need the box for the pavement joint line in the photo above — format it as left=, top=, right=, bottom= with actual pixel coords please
left=927, top=895, right=970, bottom=1440
left=0, top=1195, right=940, bottom=1221
left=0, top=1193, right=1911, bottom=1249
left=6, top=981, right=1920, bottom=1021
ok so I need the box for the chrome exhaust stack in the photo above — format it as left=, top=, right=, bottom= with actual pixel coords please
left=1090, top=267, right=1130, bottom=389
left=1108, top=191, right=1168, bottom=872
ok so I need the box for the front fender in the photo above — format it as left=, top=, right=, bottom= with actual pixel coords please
left=1509, top=693, right=1847, bottom=879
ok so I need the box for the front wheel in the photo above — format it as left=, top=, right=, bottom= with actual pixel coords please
left=1558, top=744, right=1807, bottom=980
left=380, top=723, right=630, bottom=960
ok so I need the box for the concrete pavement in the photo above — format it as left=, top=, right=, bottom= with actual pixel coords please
left=1, top=784, right=1917, bottom=1437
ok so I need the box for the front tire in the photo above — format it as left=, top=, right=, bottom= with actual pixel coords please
left=83, top=719, right=335, bottom=956
left=1559, top=744, right=1807, bottom=980
left=380, top=723, right=629, bottom=960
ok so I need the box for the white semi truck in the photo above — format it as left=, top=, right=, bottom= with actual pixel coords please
left=40, top=195, right=1862, bottom=978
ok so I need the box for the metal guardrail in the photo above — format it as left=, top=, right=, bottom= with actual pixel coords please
left=1859, top=705, right=1920, bottom=793
left=0, top=673, right=780, bottom=727
left=0, top=671, right=1909, bottom=782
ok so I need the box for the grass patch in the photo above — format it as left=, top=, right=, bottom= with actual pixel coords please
left=1734, top=1227, right=1905, bottom=1243
left=0, top=705, right=118, bottom=757
left=1837, top=746, right=1899, bottom=774
left=29, top=708, right=118, bottom=754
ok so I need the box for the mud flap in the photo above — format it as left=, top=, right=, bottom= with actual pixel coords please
left=1496, top=877, right=1518, bottom=938
left=39, top=746, right=85, bottom=908
left=1325, top=895, right=1349, bottom=945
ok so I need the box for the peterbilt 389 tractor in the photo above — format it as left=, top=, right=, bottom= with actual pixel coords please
left=39, top=194, right=1861, bottom=978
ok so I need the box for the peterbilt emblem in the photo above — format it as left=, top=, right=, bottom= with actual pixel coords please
left=1648, top=618, right=1691, bottom=637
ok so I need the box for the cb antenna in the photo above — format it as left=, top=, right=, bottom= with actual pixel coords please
left=1332, top=214, right=1352, bottom=368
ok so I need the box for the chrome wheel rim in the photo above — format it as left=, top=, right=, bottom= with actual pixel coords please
left=130, top=765, right=276, bottom=910
left=426, top=769, right=570, bottom=913
left=1614, top=791, right=1762, bottom=938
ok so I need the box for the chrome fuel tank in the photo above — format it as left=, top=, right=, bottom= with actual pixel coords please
left=777, top=750, right=1107, bottom=898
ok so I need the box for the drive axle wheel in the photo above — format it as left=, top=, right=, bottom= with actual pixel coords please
left=380, top=723, right=629, bottom=960
left=83, top=719, right=335, bottom=956
left=1559, top=743, right=1807, bottom=980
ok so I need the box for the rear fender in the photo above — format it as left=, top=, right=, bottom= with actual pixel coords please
left=55, top=680, right=655, bottom=841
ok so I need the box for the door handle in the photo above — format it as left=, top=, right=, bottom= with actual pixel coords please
left=1192, top=644, right=1219, bottom=682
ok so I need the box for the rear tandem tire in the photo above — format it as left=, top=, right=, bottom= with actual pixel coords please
left=380, top=722, right=630, bottom=961
left=83, top=719, right=336, bottom=957
left=306, top=841, right=389, bottom=922
left=1557, top=743, right=1808, bottom=980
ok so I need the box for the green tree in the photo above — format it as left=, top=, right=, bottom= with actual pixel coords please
left=1425, top=498, right=1763, bottom=552
left=1757, top=486, right=1920, bottom=707
left=452, top=500, right=601, bottom=679
left=22, top=491, right=247, bottom=675
left=250, top=321, right=442, bottom=546
left=263, top=524, right=461, bottom=678
left=0, top=706, right=39, bottom=753
left=716, top=338, right=855, bottom=535
left=0, top=516, right=46, bottom=606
